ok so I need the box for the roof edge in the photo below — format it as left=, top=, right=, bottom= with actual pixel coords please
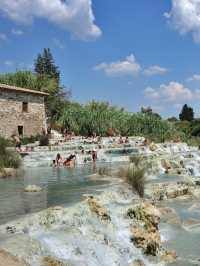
left=0, top=83, right=49, bottom=96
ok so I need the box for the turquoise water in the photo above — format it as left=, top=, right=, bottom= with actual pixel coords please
left=0, top=164, right=112, bottom=225
left=159, top=199, right=200, bottom=265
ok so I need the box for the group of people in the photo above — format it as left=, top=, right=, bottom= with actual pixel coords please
left=118, top=136, right=129, bottom=144
left=53, top=153, right=76, bottom=168
left=53, top=148, right=98, bottom=168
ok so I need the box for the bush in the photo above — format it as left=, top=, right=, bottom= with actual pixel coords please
left=39, top=135, right=49, bottom=146
left=0, top=137, right=21, bottom=169
left=127, top=167, right=146, bottom=197
left=118, top=156, right=147, bottom=197
left=20, top=134, right=40, bottom=145
left=118, top=166, right=146, bottom=197
left=186, top=136, right=200, bottom=147
left=129, top=155, right=142, bottom=167
left=191, top=124, right=200, bottom=137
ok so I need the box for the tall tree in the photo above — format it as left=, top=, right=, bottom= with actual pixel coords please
left=179, top=104, right=194, bottom=121
left=34, top=48, right=70, bottom=120
left=34, top=48, right=60, bottom=83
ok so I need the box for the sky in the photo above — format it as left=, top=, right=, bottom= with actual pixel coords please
left=1, top=0, right=200, bottom=118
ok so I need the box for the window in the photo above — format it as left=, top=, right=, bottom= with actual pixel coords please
left=18, top=126, right=23, bottom=136
left=22, top=102, right=28, bottom=112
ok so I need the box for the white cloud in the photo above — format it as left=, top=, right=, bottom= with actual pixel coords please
left=187, top=74, right=200, bottom=81
left=53, top=38, right=64, bottom=49
left=94, top=54, right=141, bottom=77
left=11, top=29, right=24, bottom=36
left=144, top=81, right=200, bottom=103
left=144, top=65, right=168, bottom=76
left=0, top=0, right=101, bottom=40
left=165, top=0, right=200, bottom=43
left=144, top=87, right=160, bottom=99
left=4, top=60, right=14, bottom=67
left=0, top=33, right=7, bottom=41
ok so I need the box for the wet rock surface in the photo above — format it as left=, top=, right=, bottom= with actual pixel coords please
left=87, top=196, right=111, bottom=221
left=131, top=259, right=145, bottom=266
left=0, top=168, right=17, bottom=178
left=24, top=185, right=42, bottom=192
left=42, top=256, right=71, bottom=266
left=128, top=203, right=161, bottom=256
left=160, top=250, right=177, bottom=263
left=0, top=249, right=29, bottom=266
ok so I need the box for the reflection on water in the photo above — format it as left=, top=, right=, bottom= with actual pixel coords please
left=0, top=164, right=111, bottom=225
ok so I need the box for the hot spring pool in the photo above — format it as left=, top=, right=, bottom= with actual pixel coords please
left=0, top=164, right=114, bottom=225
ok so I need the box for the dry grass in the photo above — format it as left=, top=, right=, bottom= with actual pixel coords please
left=118, top=156, right=147, bottom=197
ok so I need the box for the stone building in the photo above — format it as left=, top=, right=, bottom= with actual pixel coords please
left=0, top=83, right=48, bottom=138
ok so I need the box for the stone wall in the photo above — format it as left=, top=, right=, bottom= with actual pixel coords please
left=0, top=89, right=47, bottom=138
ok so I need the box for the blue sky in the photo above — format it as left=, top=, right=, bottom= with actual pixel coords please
left=0, top=0, right=200, bottom=118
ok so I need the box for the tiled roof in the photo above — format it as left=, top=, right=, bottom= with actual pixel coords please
left=0, top=83, right=49, bottom=96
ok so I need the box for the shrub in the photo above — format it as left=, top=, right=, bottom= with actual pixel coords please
left=191, top=124, right=200, bottom=137
left=0, top=137, right=21, bottom=169
left=20, top=134, right=40, bottom=145
left=126, top=166, right=146, bottom=197
left=118, top=166, right=146, bottom=197
left=39, top=135, right=49, bottom=146
left=129, top=155, right=142, bottom=167
left=118, top=156, right=148, bottom=197
left=186, top=136, right=200, bottom=147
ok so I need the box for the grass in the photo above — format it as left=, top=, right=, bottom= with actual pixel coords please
left=186, top=136, right=200, bottom=147
left=0, top=137, right=21, bottom=169
left=129, top=155, right=143, bottom=167
left=118, top=156, right=147, bottom=197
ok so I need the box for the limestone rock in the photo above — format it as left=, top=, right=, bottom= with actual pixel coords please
left=127, top=202, right=161, bottom=229
left=149, top=143, right=157, bottom=151
left=159, top=207, right=181, bottom=225
left=24, top=185, right=42, bottom=193
left=131, top=225, right=161, bottom=256
left=131, top=259, right=145, bottom=266
left=161, top=159, right=171, bottom=170
left=0, top=249, right=29, bottom=266
left=87, top=196, right=111, bottom=221
left=160, top=250, right=177, bottom=263
left=42, top=256, right=71, bottom=266
left=39, top=207, right=64, bottom=227
left=0, top=168, right=16, bottom=178
left=129, top=203, right=161, bottom=256
left=166, top=185, right=189, bottom=199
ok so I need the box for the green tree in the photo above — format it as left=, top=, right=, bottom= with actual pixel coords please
left=34, top=48, right=70, bottom=120
left=141, top=106, right=161, bottom=120
left=168, top=116, right=178, bottom=122
left=34, top=48, right=60, bottom=82
left=0, top=71, right=37, bottom=89
left=179, top=104, right=194, bottom=121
